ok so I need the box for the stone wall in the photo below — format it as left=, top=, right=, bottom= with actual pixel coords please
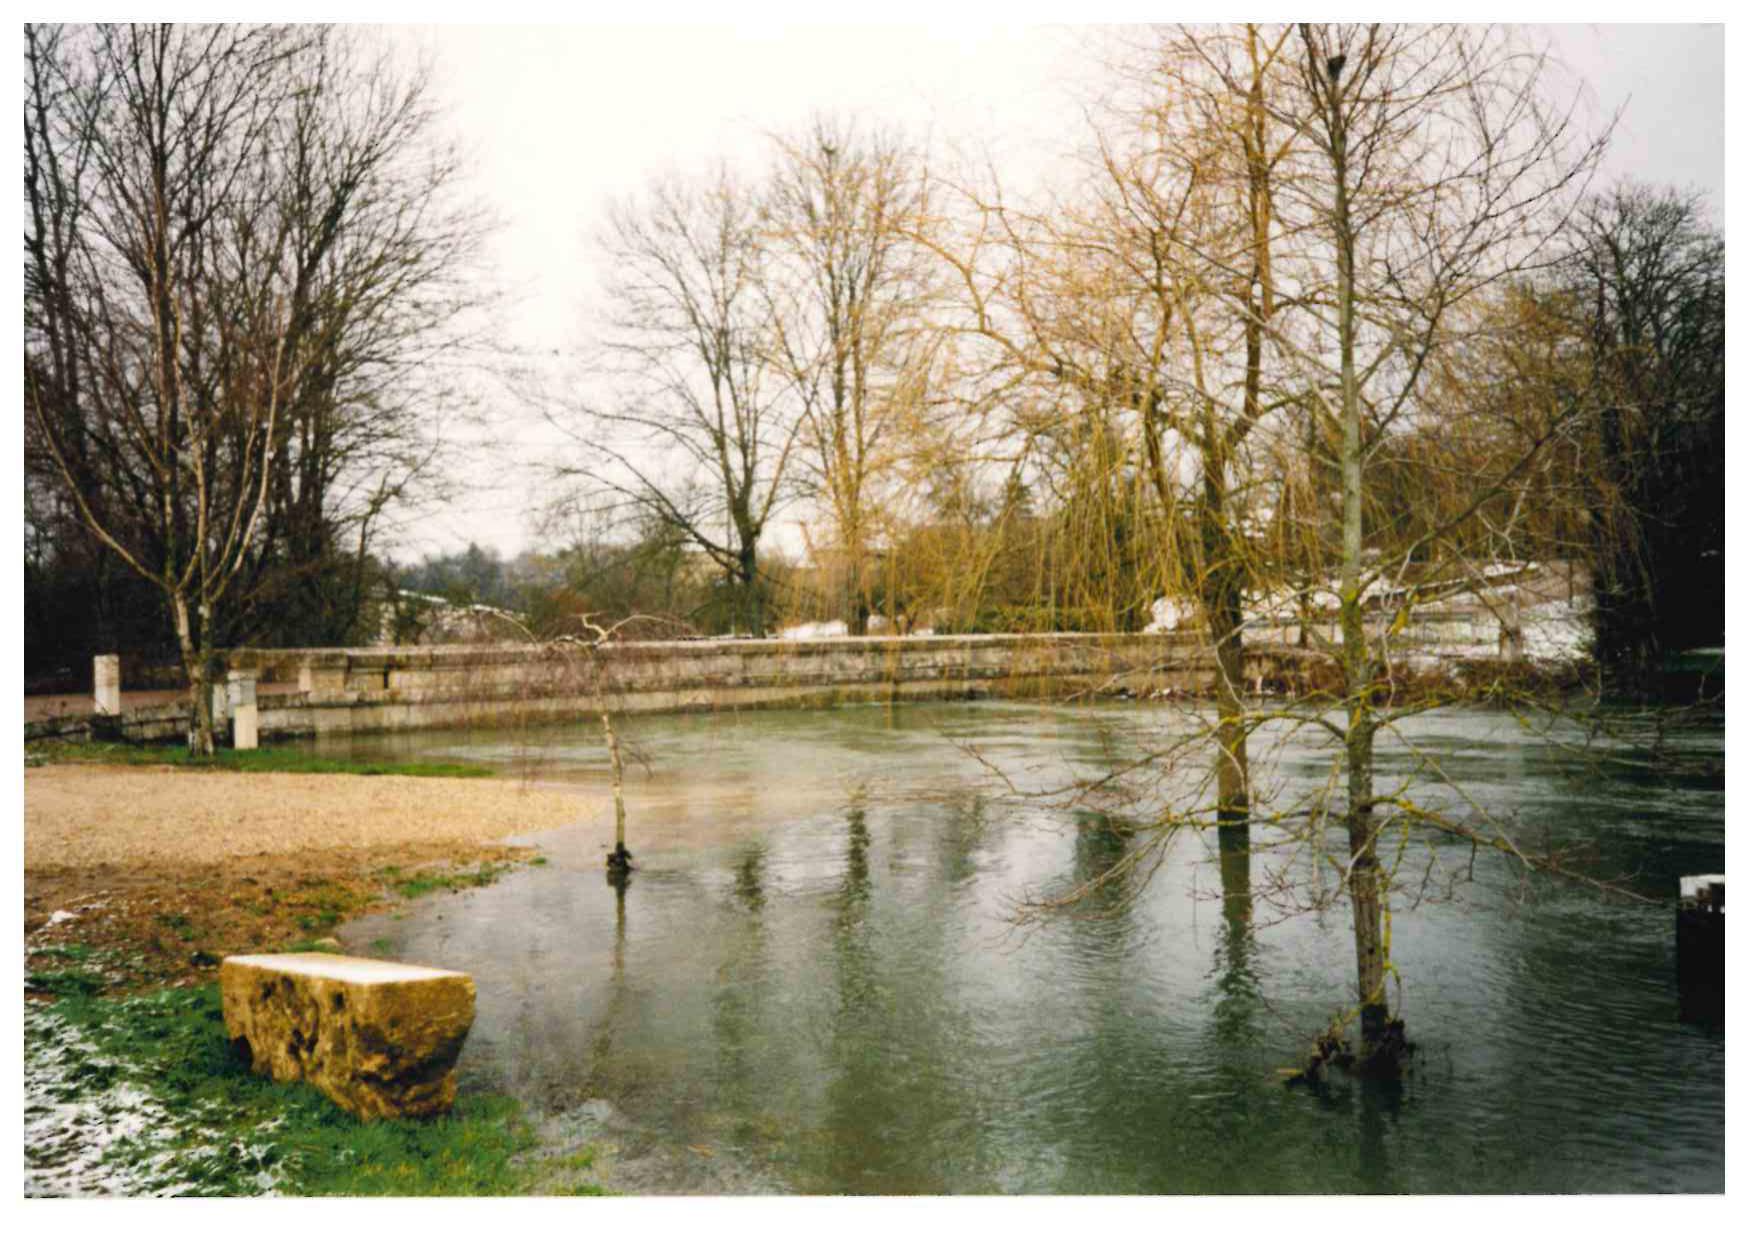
left=31, top=613, right=1580, bottom=746
left=50, top=633, right=1324, bottom=744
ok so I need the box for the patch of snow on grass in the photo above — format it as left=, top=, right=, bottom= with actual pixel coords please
left=24, top=1003, right=173, bottom=1196
left=24, top=1001, right=290, bottom=1197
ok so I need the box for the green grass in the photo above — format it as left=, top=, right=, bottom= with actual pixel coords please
left=25, top=984, right=604, bottom=1197
left=378, top=862, right=513, bottom=900
left=279, top=939, right=344, bottom=955
left=26, top=739, right=494, bottom=779
left=30, top=942, right=97, bottom=963
left=25, top=968, right=108, bottom=998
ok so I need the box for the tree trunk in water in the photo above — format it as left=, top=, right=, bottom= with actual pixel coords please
left=602, top=707, right=631, bottom=872
left=1210, top=596, right=1250, bottom=829
left=1325, top=43, right=1392, bottom=1061
left=1200, top=513, right=1250, bottom=829
left=1217, top=822, right=1253, bottom=956
left=1345, top=709, right=1388, bottom=1046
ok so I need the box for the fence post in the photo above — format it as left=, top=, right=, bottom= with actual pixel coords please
left=93, top=654, right=121, bottom=716
left=227, top=669, right=259, bottom=750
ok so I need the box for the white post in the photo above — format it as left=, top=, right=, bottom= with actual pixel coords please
left=93, top=654, right=121, bottom=716
left=227, top=669, right=259, bottom=750
left=211, top=669, right=230, bottom=729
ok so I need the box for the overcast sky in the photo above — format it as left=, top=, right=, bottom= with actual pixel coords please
left=388, top=23, right=1725, bottom=561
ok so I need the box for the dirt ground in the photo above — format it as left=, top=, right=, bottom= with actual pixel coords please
left=24, top=765, right=591, bottom=988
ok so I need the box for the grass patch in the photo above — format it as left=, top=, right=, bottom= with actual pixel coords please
left=379, top=862, right=513, bottom=901
left=25, top=985, right=604, bottom=1197
left=30, top=942, right=97, bottom=963
left=26, top=739, right=494, bottom=780
left=279, top=939, right=343, bottom=955
left=25, top=968, right=108, bottom=998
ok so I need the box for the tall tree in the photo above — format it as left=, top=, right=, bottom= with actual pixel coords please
left=1563, top=185, right=1725, bottom=684
left=233, top=30, right=488, bottom=649
left=930, top=23, right=1295, bottom=824
left=764, top=118, right=937, bottom=634
left=1275, top=22, right=1605, bottom=1062
left=26, top=23, right=310, bottom=751
left=25, top=23, right=488, bottom=739
left=558, top=169, right=798, bottom=635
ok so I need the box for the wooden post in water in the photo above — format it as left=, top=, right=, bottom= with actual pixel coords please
left=1677, top=874, right=1724, bottom=1023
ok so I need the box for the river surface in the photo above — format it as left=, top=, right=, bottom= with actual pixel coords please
left=317, top=701, right=1723, bottom=1194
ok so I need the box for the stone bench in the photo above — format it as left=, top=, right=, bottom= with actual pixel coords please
left=220, top=953, right=476, bottom=1120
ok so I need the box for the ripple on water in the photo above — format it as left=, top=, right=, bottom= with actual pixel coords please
left=331, top=702, right=1724, bottom=1195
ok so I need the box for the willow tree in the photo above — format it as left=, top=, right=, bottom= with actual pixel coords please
left=929, top=23, right=1294, bottom=824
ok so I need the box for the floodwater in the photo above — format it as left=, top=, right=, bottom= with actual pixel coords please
left=320, top=701, right=1724, bottom=1194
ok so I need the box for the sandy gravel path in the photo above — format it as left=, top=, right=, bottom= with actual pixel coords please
left=25, top=765, right=584, bottom=868
left=25, top=765, right=592, bottom=988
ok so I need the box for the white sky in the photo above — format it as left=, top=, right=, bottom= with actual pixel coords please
left=385, top=22, right=1726, bottom=561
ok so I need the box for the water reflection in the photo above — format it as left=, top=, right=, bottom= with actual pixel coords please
left=335, top=702, right=1724, bottom=1194
left=1209, top=824, right=1261, bottom=1081
left=584, top=868, right=631, bottom=1098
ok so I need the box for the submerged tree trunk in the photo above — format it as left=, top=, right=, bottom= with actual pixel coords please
left=1205, top=570, right=1251, bottom=828
left=1217, top=822, right=1253, bottom=954
left=1199, top=426, right=1251, bottom=829
left=1344, top=708, right=1387, bottom=1046
left=1323, top=40, right=1392, bottom=1060
left=602, top=707, right=631, bottom=873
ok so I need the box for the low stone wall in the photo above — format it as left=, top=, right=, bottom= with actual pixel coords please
left=43, top=632, right=1326, bottom=744
left=28, top=622, right=1592, bottom=746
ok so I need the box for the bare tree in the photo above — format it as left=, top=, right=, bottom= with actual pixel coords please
left=233, top=30, right=492, bottom=649
left=764, top=118, right=939, bottom=633
left=26, top=23, right=309, bottom=751
left=25, top=23, right=490, bottom=745
left=1261, top=22, right=1606, bottom=1064
left=926, top=23, right=1297, bottom=823
left=980, top=23, right=1619, bottom=1074
left=557, top=169, right=799, bottom=635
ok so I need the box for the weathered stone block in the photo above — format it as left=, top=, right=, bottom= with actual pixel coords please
left=220, top=953, right=476, bottom=1120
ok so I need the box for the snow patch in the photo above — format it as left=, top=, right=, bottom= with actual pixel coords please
left=24, top=1001, right=291, bottom=1197
left=778, top=619, right=849, bottom=641
left=1143, top=598, right=1190, bottom=634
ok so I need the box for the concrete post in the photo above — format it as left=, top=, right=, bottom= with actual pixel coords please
left=227, top=669, right=259, bottom=750
left=93, top=654, right=121, bottom=716
left=210, top=670, right=230, bottom=729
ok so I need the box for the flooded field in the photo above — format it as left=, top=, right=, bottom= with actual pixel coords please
left=318, top=701, right=1724, bottom=1194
